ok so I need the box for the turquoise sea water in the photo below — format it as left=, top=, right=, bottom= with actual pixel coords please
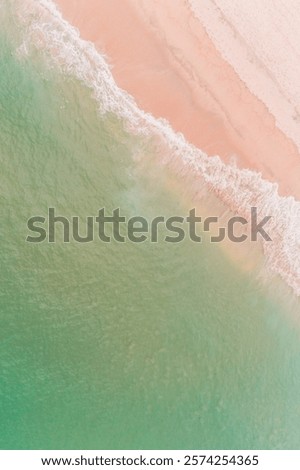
left=1, top=7, right=300, bottom=449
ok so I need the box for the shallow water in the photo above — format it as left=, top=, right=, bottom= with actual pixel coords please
left=1, top=6, right=300, bottom=450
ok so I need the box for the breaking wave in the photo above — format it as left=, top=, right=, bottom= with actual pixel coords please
left=12, top=0, right=300, bottom=296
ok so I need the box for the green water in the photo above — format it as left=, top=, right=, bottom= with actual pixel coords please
left=1, top=15, right=300, bottom=449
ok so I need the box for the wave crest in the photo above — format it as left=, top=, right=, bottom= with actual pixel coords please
left=13, top=0, right=300, bottom=296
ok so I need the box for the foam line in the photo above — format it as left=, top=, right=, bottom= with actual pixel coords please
left=12, top=0, right=300, bottom=296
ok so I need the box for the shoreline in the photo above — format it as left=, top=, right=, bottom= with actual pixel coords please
left=16, top=0, right=300, bottom=297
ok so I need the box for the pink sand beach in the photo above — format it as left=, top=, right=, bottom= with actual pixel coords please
left=55, top=0, right=300, bottom=200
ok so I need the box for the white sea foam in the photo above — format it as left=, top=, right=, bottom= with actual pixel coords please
left=12, top=0, right=300, bottom=297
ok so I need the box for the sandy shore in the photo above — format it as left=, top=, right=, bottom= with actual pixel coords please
left=54, top=0, right=300, bottom=201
